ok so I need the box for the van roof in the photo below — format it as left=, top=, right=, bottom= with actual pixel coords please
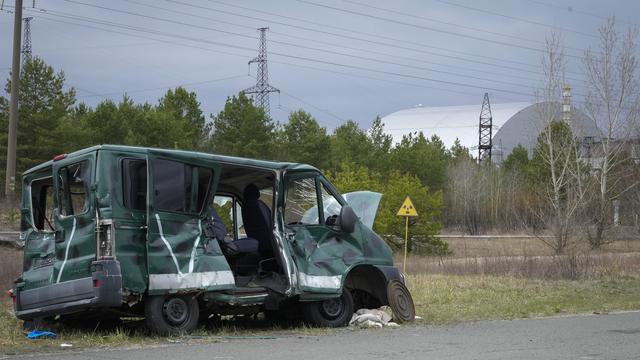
left=24, top=144, right=319, bottom=175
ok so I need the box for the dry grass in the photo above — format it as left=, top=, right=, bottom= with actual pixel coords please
left=407, top=273, right=640, bottom=323
left=397, top=251, right=640, bottom=280
left=0, top=202, right=20, bottom=232
left=442, top=236, right=640, bottom=258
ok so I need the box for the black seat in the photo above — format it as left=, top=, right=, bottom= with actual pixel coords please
left=242, top=184, right=274, bottom=259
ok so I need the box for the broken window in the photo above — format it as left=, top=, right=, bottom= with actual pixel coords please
left=30, top=177, right=54, bottom=231
left=57, top=161, right=90, bottom=217
left=285, top=177, right=320, bottom=225
left=321, top=183, right=343, bottom=220
left=122, top=158, right=147, bottom=211
left=213, top=195, right=235, bottom=240
left=152, top=158, right=213, bottom=214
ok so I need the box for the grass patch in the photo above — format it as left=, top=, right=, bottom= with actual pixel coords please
left=407, top=273, right=640, bottom=323
left=0, top=299, right=336, bottom=355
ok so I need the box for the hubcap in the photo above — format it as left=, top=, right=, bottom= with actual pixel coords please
left=162, top=297, right=189, bottom=325
left=321, top=298, right=343, bottom=318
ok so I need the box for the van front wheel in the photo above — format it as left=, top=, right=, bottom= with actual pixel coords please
left=145, top=295, right=200, bottom=335
left=302, top=289, right=354, bottom=327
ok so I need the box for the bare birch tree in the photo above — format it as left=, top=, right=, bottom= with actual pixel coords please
left=532, top=33, right=588, bottom=253
left=582, top=17, right=640, bottom=248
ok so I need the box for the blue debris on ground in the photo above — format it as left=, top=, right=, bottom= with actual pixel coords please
left=26, top=330, right=57, bottom=339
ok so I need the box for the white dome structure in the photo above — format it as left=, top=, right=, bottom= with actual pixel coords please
left=381, top=102, right=530, bottom=152
left=492, top=102, right=602, bottom=161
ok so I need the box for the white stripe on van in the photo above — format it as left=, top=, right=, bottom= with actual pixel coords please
left=188, top=220, right=202, bottom=274
left=56, top=218, right=76, bottom=283
left=154, top=213, right=183, bottom=275
left=148, top=270, right=235, bottom=290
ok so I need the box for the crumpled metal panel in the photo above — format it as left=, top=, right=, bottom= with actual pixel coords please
left=146, top=213, right=234, bottom=294
left=290, top=224, right=364, bottom=294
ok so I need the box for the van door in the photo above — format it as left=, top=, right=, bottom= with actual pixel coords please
left=146, top=151, right=234, bottom=294
left=20, top=169, right=56, bottom=292
left=284, top=174, right=364, bottom=295
left=52, top=152, right=97, bottom=284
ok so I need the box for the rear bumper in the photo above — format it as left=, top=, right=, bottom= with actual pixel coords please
left=14, top=259, right=123, bottom=320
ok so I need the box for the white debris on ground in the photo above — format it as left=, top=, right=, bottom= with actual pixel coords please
left=349, top=308, right=400, bottom=328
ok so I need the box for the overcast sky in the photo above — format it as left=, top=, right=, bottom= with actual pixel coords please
left=1, top=0, right=639, bottom=130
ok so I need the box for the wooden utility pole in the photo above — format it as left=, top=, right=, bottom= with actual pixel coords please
left=5, top=0, right=22, bottom=200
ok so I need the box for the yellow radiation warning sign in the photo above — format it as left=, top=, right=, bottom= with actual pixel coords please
left=397, top=196, right=418, bottom=217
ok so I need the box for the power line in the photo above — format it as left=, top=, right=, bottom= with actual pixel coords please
left=7, top=7, right=528, bottom=104
left=176, top=0, right=563, bottom=73
left=4, top=9, right=539, bottom=129
left=345, top=0, right=591, bottom=55
left=28, top=5, right=542, bottom=96
left=16, top=6, right=540, bottom=101
left=297, top=0, right=581, bottom=58
left=431, top=0, right=598, bottom=39
left=523, top=0, right=634, bottom=26
left=345, top=0, right=536, bottom=48
left=128, top=0, right=548, bottom=85
left=280, top=90, right=345, bottom=123
left=118, top=0, right=547, bottom=89
left=15, top=10, right=488, bottom=102
left=156, top=0, right=587, bottom=84
left=77, top=74, right=248, bottom=98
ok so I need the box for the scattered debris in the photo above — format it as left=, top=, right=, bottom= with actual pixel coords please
left=60, top=343, right=73, bottom=348
left=349, top=308, right=399, bottom=328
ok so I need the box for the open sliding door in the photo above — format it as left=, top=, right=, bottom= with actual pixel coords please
left=146, top=150, right=234, bottom=294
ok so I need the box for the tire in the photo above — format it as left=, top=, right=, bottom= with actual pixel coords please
left=144, top=295, right=200, bottom=335
left=302, top=289, right=354, bottom=328
left=386, top=279, right=415, bottom=323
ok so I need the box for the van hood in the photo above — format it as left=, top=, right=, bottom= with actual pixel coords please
left=343, top=191, right=382, bottom=229
left=302, top=191, right=382, bottom=230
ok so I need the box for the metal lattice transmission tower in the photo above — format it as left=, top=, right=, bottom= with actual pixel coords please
left=243, top=27, right=279, bottom=116
left=478, top=93, right=493, bottom=163
left=21, top=17, right=33, bottom=65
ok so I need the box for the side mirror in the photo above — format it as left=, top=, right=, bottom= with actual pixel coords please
left=339, top=206, right=358, bottom=233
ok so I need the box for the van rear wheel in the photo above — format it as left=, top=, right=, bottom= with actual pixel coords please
left=302, top=289, right=354, bottom=327
left=145, top=295, right=200, bottom=335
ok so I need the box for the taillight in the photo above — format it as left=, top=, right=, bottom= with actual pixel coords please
left=6, top=289, right=16, bottom=305
left=93, top=279, right=101, bottom=288
left=97, top=220, right=114, bottom=259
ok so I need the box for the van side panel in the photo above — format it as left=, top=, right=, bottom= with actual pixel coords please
left=99, top=150, right=148, bottom=293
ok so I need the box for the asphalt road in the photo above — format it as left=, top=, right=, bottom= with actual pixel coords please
left=10, top=312, right=640, bottom=360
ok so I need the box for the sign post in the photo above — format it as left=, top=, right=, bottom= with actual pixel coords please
left=396, top=196, right=418, bottom=273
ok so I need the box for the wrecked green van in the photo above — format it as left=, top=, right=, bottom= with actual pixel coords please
left=11, top=145, right=414, bottom=334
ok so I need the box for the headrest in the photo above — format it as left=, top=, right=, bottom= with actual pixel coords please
left=244, top=183, right=260, bottom=201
